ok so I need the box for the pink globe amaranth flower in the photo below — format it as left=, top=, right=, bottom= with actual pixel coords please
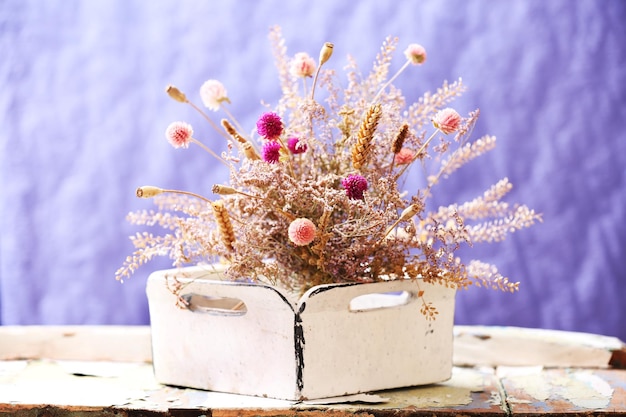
left=165, top=121, right=193, bottom=148
left=200, top=79, right=229, bottom=111
left=394, top=148, right=415, bottom=165
left=289, top=52, right=316, bottom=78
left=262, top=140, right=282, bottom=163
left=433, top=108, right=462, bottom=135
left=256, top=112, right=284, bottom=140
left=404, top=43, right=427, bottom=65
left=341, top=174, right=368, bottom=200
left=286, top=137, right=307, bottom=154
left=288, top=218, right=317, bottom=246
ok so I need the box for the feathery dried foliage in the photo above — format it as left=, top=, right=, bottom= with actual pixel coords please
left=116, top=26, right=541, bottom=317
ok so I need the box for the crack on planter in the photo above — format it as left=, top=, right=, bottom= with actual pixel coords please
left=294, top=312, right=305, bottom=394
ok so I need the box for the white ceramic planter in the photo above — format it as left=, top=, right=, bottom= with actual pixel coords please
left=146, top=265, right=456, bottom=400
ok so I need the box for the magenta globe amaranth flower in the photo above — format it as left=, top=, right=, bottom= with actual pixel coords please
left=341, top=174, right=368, bottom=200
left=287, top=137, right=307, bottom=154
left=256, top=112, right=284, bottom=140
left=262, top=141, right=282, bottom=163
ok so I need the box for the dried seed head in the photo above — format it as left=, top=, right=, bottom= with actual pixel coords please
left=212, top=184, right=237, bottom=195
left=392, top=123, right=409, bottom=154
left=212, top=200, right=235, bottom=252
left=221, top=119, right=247, bottom=144
left=398, top=203, right=421, bottom=222
left=352, top=104, right=382, bottom=171
left=381, top=202, right=423, bottom=244
left=165, top=85, right=188, bottom=103
left=319, top=42, right=334, bottom=66
left=243, top=142, right=260, bottom=160
left=136, top=186, right=164, bottom=198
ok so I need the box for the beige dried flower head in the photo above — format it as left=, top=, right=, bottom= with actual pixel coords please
left=200, top=79, right=230, bottom=111
left=404, top=43, right=427, bottom=65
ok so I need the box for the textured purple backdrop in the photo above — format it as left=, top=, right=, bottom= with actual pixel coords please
left=1, top=0, right=625, bottom=340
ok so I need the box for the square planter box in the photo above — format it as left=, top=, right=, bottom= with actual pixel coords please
left=146, top=265, right=456, bottom=401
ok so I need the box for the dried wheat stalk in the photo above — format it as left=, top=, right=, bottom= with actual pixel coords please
left=211, top=200, right=236, bottom=251
left=352, top=103, right=382, bottom=170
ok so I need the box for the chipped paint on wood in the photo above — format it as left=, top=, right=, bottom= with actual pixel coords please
left=500, top=367, right=625, bottom=414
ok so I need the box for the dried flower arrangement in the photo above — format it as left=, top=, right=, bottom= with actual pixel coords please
left=116, top=26, right=541, bottom=318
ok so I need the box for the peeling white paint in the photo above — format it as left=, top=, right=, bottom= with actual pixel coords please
left=508, top=373, right=553, bottom=402
left=499, top=366, right=615, bottom=410
left=554, top=372, right=614, bottom=409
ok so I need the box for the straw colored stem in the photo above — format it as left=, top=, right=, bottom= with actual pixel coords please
left=190, top=138, right=230, bottom=168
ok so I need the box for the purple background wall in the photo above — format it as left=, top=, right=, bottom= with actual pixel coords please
left=1, top=1, right=625, bottom=340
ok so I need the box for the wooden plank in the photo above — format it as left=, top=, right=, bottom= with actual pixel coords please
left=454, top=326, right=624, bottom=368
left=499, top=366, right=626, bottom=415
left=0, top=325, right=152, bottom=363
left=2, top=324, right=622, bottom=369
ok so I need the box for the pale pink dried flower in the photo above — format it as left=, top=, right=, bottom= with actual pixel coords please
left=433, top=108, right=462, bottom=135
left=404, top=43, right=427, bottom=65
left=289, top=52, right=316, bottom=78
left=288, top=218, right=317, bottom=246
left=394, top=148, right=415, bottom=165
left=200, top=79, right=229, bottom=111
left=165, top=121, right=193, bottom=148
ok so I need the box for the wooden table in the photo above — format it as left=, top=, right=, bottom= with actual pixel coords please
left=0, top=325, right=624, bottom=416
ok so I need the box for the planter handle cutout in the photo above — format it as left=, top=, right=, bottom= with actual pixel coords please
left=181, top=293, right=247, bottom=316
left=349, top=290, right=412, bottom=312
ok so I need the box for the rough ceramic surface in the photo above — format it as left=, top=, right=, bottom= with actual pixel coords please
left=1, top=1, right=625, bottom=341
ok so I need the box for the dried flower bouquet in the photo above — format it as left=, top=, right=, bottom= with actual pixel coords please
left=117, top=26, right=541, bottom=318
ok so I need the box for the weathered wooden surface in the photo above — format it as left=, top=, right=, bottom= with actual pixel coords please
left=499, top=367, right=626, bottom=415
left=0, top=325, right=152, bottom=362
left=0, top=325, right=624, bottom=416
